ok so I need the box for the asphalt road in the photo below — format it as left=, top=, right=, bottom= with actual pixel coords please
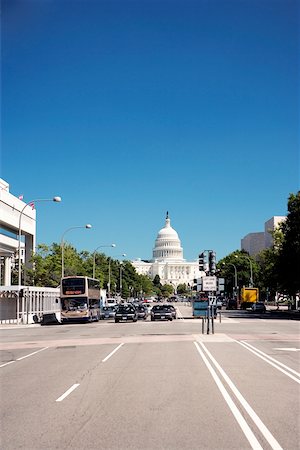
left=1, top=304, right=299, bottom=450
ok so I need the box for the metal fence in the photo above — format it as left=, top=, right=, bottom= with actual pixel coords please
left=0, top=286, right=60, bottom=324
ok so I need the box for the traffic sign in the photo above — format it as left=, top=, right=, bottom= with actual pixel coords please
left=202, top=276, right=217, bottom=291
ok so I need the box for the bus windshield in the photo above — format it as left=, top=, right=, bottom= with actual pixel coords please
left=61, top=297, right=88, bottom=311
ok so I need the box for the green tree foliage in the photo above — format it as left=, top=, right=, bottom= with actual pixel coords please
left=26, top=243, right=62, bottom=287
left=177, top=283, right=188, bottom=295
left=24, top=244, right=157, bottom=298
left=276, top=191, right=300, bottom=297
left=217, top=250, right=259, bottom=295
left=152, top=274, right=163, bottom=298
left=256, top=228, right=284, bottom=299
left=161, top=284, right=173, bottom=297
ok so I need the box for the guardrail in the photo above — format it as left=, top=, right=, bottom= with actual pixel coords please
left=0, top=286, right=60, bottom=324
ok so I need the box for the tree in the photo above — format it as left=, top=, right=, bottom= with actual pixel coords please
left=217, top=250, right=259, bottom=296
left=276, top=191, right=300, bottom=300
left=256, top=228, right=284, bottom=300
left=26, top=243, right=62, bottom=287
left=161, top=284, right=173, bottom=297
left=177, top=283, right=188, bottom=295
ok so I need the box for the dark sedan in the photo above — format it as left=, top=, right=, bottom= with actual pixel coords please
left=151, top=305, right=173, bottom=321
left=137, top=305, right=148, bottom=320
left=251, top=302, right=266, bottom=313
left=100, top=306, right=116, bottom=320
left=115, top=304, right=138, bottom=323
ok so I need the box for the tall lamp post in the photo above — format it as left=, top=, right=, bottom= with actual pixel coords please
left=119, top=262, right=123, bottom=299
left=223, top=262, right=239, bottom=307
left=61, top=224, right=92, bottom=278
left=92, top=244, right=116, bottom=279
left=18, top=196, right=61, bottom=286
left=247, top=257, right=254, bottom=287
left=108, top=254, right=126, bottom=297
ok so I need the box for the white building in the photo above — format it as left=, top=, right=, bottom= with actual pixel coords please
left=264, top=216, right=286, bottom=248
left=241, top=215, right=286, bottom=257
left=132, top=213, right=202, bottom=289
left=0, top=179, right=36, bottom=285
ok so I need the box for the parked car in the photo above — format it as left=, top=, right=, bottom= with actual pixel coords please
left=151, top=305, right=173, bottom=321
left=251, top=302, right=266, bottom=313
left=137, top=305, right=148, bottom=320
left=115, top=304, right=138, bottom=322
left=100, top=306, right=116, bottom=320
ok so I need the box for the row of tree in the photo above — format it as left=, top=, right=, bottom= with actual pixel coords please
left=217, top=192, right=300, bottom=305
left=12, top=192, right=299, bottom=304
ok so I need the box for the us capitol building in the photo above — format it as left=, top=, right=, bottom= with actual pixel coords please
left=131, top=213, right=201, bottom=289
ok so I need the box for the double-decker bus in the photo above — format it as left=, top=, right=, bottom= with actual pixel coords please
left=60, top=276, right=101, bottom=322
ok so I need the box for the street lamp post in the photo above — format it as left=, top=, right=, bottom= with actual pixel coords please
left=61, top=224, right=92, bottom=278
left=18, top=196, right=61, bottom=286
left=108, top=254, right=126, bottom=297
left=92, top=244, right=116, bottom=279
left=248, top=257, right=254, bottom=287
left=235, top=254, right=253, bottom=287
left=119, top=262, right=123, bottom=298
left=223, top=262, right=239, bottom=306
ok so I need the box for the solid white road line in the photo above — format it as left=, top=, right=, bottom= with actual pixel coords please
left=17, top=347, right=49, bottom=361
left=102, top=343, right=124, bottom=362
left=273, top=347, right=300, bottom=352
left=1, top=347, right=49, bottom=368
left=198, top=342, right=283, bottom=450
left=56, top=384, right=80, bottom=402
left=194, top=341, right=264, bottom=450
left=0, top=360, right=15, bottom=368
left=238, top=341, right=300, bottom=384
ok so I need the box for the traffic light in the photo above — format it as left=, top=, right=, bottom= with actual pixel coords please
left=209, top=251, right=216, bottom=275
left=199, top=252, right=205, bottom=271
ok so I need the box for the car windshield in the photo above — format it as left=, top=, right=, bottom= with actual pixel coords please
left=117, top=306, right=135, bottom=313
left=153, top=305, right=170, bottom=311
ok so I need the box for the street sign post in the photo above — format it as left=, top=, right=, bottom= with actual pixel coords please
left=202, top=276, right=217, bottom=291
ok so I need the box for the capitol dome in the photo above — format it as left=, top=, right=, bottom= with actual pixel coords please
left=152, top=212, right=184, bottom=261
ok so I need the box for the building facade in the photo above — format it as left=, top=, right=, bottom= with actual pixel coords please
left=0, top=179, right=36, bottom=285
left=132, top=213, right=202, bottom=289
left=241, top=216, right=286, bottom=257
left=264, top=216, right=286, bottom=248
left=241, top=232, right=265, bottom=256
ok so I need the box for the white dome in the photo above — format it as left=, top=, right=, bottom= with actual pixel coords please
left=152, top=213, right=184, bottom=261
left=157, top=218, right=179, bottom=239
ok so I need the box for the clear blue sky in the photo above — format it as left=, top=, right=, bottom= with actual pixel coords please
left=2, top=0, right=299, bottom=262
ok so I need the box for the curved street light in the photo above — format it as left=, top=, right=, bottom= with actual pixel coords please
left=92, top=243, right=116, bottom=279
left=61, top=224, right=92, bottom=278
left=18, top=196, right=62, bottom=286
